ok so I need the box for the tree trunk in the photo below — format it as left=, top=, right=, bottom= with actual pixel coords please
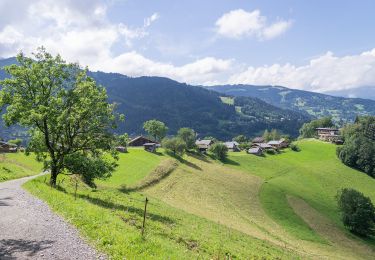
left=49, top=166, right=58, bottom=187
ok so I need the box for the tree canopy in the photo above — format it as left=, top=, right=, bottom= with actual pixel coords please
left=299, top=117, right=334, bottom=138
left=0, top=48, right=121, bottom=187
left=337, top=116, right=375, bottom=177
left=177, top=127, right=196, bottom=150
left=143, top=119, right=168, bottom=142
left=162, top=137, right=186, bottom=156
left=209, top=143, right=228, bottom=161
left=337, top=188, right=375, bottom=236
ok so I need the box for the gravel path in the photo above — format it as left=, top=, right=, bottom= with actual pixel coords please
left=0, top=175, right=106, bottom=260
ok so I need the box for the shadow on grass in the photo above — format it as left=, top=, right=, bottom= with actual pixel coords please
left=187, top=152, right=212, bottom=163
left=221, top=157, right=240, bottom=166
left=0, top=239, right=54, bottom=259
left=78, top=193, right=175, bottom=224
left=120, top=159, right=178, bottom=193
left=167, top=153, right=202, bottom=171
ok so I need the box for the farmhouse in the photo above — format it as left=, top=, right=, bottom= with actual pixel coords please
left=224, top=141, right=240, bottom=152
left=143, top=143, right=158, bottom=153
left=252, top=142, right=273, bottom=150
left=316, top=128, right=342, bottom=142
left=0, top=141, right=18, bottom=153
left=267, top=138, right=289, bottom=149
left=252, top=137, right=265, bottom=144
left=248, top=146, right=263, bottom=156
left=115, top=146, right=127, bottom=153
left=128, top=136, right=158, bottom=147
left=195, top=139, right=214, bottom=152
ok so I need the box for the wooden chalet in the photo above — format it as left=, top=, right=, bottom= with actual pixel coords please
left=316, top=128, right=342, bottom=143
left=143, top=143, right=158, bottom=153
left=267, top=138, right=289, bottom=149
left=0, top=141, right=18, bottom=153
left=128, top=136, right=158, bottom=147
left=195, top=139, right=214, bottom=152
left=115, top=146, right=127, bottom=153
left=224, top=141, right=240, bottom=152
left=252, top=137, right=265, bottom=144
left=252, top=142, right=273, bottom=150
left=247, top=146, right=263, bottom=156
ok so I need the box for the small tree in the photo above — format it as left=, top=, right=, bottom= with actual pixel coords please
left=8, top=138, right=23, bottom=146
left=177, top=127, right=196, bottom=150
left=209, top=143, right=228, bottom=160
left=337, top=188, right=375, bottom=236
left=0, top=48, right=120, bottom=187
left=270, top=129, right=281, bottom=140
left=233, top=135, right=248, bottom=143
left=143, top=120, right=168, bottom=142
left=162, top=137, right=186, bottom=156
left=116, top=133, right=129, bottom=147
left=262, top=130, right=271, bottom=142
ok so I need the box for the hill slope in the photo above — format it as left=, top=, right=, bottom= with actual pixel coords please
left=206, top=84, right=375, bottom=123
left=24, top=141, right=375, bottom=259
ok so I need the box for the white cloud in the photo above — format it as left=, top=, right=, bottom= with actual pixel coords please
left=144, top=13, right=160, bottom=27
left=215, top=9, right=292, bottom=40
left=98, top=52, right=233, bottom=84
left=228, top=49, right=375, bottom=92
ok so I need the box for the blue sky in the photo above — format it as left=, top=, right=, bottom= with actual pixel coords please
left=1, top=0, right=375, bottom=93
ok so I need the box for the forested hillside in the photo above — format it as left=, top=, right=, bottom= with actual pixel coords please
left=206, top=84, right=375, bottom=124
left=0, top=59, right=308, bottom=139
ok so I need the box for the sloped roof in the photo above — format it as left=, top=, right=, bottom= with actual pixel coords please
left=248, top=147, right=262, bottom=154
left=195, top=140, right=213, bottom=146
left=252, top=137, right=264, bottom=143
left=253, top=143, right=272, bottom=149
left=224, top=141, right=239, bottom=149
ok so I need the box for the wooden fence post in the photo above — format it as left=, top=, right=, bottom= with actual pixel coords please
left=141, top=197, right=149, bottom=236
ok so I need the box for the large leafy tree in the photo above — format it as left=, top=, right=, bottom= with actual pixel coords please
left=143, top=119, right=168, bottom=142
left=337, top=188, right=375, bottom=236
left=337, top=116, right=375, bottom=177
left=162, top=137, right=186, bottom=156
left=177, top=127, right=196, bottom=150
left=0, top=48, right=121, bottom=187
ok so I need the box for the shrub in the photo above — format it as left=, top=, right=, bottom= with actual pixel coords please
left=209, top=143, right=228, bottom=160
left=336, top=188, right=375, bottom=236
left=266, top=149, right=277, bottom=155
left=290, top=143, right=300, bottom=152
left=162, top=137, right=187, bottom=156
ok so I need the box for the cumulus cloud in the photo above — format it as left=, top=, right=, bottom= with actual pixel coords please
left=228, top=49, right=375, bottom=92
left=215, top=9, right=292, bottom=40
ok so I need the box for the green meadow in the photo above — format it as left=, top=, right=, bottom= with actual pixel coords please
left=0, top=153, right=42, bottom=182
left=22, top=141, right=375, bottom=259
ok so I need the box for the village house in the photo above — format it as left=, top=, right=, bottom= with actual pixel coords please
left=316, top=128, right=342, bottom=143
left=224, top=141, right=240, bottom=152
left=0, top=141, right=18, bottom=153
left=247, top=146, right=263, bottom=156
left=252, top=142, right=273, bottom=150
left=267, top=138, right=289, bottom=149
left=252, top=137, right=265, bottom=144
left=143, top=143, right=158, bottom=153
left=115, top=146, right=127, bottom=153
left=128, top=136, right=159, bottom=147
left=195, top=139, right=214, bottom=153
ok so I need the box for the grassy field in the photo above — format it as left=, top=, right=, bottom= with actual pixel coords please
left=24, top=148, right=293, bottom=259
left=23, top=142, right=375, bottom=259
left=0, top=152, right=42, bottom=182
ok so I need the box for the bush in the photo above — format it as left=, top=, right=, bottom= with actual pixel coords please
left=266, top=149, right=277, bottom=155
left=290, top=143, right=300, bottom=152
left=337, top=188, right=375, bottom=236
left=209, top=143, right=228, bottom=160
left=162, top=137, right=186, bottom=156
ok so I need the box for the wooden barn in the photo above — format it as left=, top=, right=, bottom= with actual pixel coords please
left=0, top=141, right=18, bottom=153
left=128, top=136, right=158, bottom=147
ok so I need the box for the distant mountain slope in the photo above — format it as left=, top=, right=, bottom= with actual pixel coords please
left=90, top=72, right=308, bottom=138
left=205, top=85, right=375, bottom=124
left=0, top=58, right=309, bottom=140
